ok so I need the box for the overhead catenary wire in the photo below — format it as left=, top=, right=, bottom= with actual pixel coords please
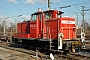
left=0, top=2, right=11, bottom=8
left=2, top=0, right=37, bottom=15
left=1, top=0, right=90, bottom=16
left=72, top=0, right=90, bottom=6
left=0, top=0, right=90, bottom=21
left=6, top=3, right=29, bottom=15
left=6, top=12, right=31, bottom=19
left=51, top=0, right=90, bottom=10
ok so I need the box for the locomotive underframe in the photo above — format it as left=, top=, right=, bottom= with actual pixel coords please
left=12, top=37, right=82, bottom=52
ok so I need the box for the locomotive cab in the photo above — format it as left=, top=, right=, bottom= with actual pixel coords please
left=30, top=11, right=44, bottom=38
left=30, top=11, right=42, bottom=22
left=43, top=10, right=64, bottom=19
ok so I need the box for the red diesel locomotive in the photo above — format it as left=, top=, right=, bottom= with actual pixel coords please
left=13, top=9, right=82, bottom=52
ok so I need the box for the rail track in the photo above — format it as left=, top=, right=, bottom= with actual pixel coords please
left=54, top=53, right=90, bottom=60
left=0, top=42, right=90, bottom=60
left=0, top=42, right=50, bottom=60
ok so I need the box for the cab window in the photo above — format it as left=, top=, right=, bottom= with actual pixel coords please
left=31, top=14, right=37, bottom=21
left=44, top=12, right=52, bottom=19
left=31, top=13, right=42, bottom=21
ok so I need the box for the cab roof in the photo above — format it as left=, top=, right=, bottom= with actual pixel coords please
left=31, top=11, right=42, bottom=15
left=31, top=10, right=64, bottom=15
left=43, top=10, right=64, bottom=14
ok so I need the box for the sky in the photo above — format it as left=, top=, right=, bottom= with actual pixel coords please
left=0, top=0, right=90, bottom=27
